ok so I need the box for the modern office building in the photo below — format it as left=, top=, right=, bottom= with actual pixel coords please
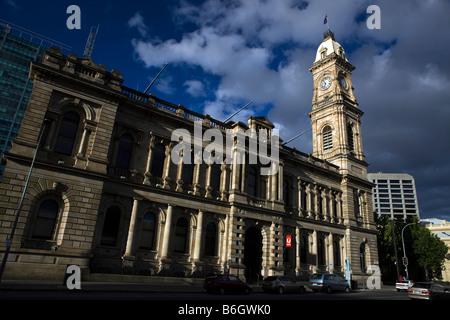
left=0, top=30, right=379, bottom=286
left=368, top=173, right=420, bottom=220
left=0, top=19, right=70, bottom=181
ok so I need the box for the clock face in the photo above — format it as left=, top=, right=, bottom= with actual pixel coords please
left=339, top=77, right=348, bottom=89
left=320, top=77, right=331, bottom=90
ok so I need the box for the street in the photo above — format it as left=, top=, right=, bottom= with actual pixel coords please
left=0, top=284, right=409, bottom=300
left=0, top=284, right=415, bottom=318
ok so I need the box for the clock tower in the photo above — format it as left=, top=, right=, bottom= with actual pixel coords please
left=308, top=30, right=368, bottom=178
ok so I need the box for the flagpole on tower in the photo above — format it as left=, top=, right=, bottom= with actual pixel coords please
left=324, top=14, right=329, bottom=31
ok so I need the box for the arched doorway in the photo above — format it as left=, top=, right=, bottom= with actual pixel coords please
left=244, top=227, right=263, bottom=283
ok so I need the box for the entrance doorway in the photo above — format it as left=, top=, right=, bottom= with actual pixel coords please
left=244, top=227, right=263, bottom=283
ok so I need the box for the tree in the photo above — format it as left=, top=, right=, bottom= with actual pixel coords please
left=411, top=223, right=448, bottom=280
left=375, top=214, right=448, bottom=282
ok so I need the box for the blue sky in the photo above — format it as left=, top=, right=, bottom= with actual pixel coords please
left=2, top=0, right=450, bottom=220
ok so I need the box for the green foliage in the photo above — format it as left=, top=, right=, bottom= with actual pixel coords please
left=375, top=214, right=449, bottom=281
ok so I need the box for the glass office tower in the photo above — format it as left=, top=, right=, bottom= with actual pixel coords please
left=0, top=19, right=70, bottom=180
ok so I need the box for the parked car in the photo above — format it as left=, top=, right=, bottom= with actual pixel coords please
left=308, top=273, right=351, bottom=293
left=204, top=274, right=252, bottom=295
left=408, top=282, right=450, bottom=300
left=396, top=279, right=414, bottom=292
left=262, top=276, right=306, bottom=294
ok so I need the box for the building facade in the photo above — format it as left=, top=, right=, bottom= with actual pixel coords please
left=368, top=173, right=420, bottom=220
left=423, top=219, right=450, bottom=282
left=0, top=31, right=378, bottom=285
left=0, top=20, right=70, bottom=181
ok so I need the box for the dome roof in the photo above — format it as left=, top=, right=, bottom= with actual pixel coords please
left=314, top=31, right=348, bottom=63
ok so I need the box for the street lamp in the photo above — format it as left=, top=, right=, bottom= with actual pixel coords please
left=0, top=118, right=51, bottom=286
left=401, top=221, right=419, bottom=279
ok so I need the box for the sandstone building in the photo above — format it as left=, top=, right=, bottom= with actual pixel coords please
left=0, top=31, right=379, bottom=285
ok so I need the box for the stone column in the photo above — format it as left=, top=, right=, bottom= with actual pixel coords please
left=312, top=230, right=318, bottom=270
left=277, top=164, right=284, bottom=202
left=295, top=226, right=301, bottom=275
left=143, top=135, right=155, bottom=185
left=124, top=198, right=140, bottom=256
left=163, top=143, right=173, bottom=189
left=160, top=204, right=173, bottom=259
left=328, top=233, right=334, bottom=272
left=43, top=117, right=56, bottom=151
left=193, top=210, right=204, bottom=261
left=306, top=183, right=313, bottom=219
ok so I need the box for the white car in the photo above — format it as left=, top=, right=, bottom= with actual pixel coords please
left=396, top=279, right=414, bottom=292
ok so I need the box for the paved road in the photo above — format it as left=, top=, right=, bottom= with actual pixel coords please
left=0, top=282, right=408, bottom=300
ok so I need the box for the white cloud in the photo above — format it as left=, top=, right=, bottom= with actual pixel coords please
left=127, top=12, right=149, bottom=37
left=154, top=76, right=176, bottom=95
left=183, top=80, right=206, bottom=97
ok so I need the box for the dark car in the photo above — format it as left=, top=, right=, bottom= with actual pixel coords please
left=308, top=273, right=351, bottom=293
left=408, top=282, right=450, bottom=300
left=204, top=274, right=252, bottom=295
left=262, top=276, right=306, bottom=294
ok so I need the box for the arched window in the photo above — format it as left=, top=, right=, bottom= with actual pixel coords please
left=174, top=217, right=188, bottom=253
left=347, top=124, right=354, bottom=151
left=283, top=177, right=291, bottom=207
left=318, top=238, right=325, bottom=265
left=140, top=212, right=156, bottom=250
left=115, top=133, right=133, bottom=169
left=182, top=152, right=195, bottom=185
left=151, top=143, right=165, bottom=177
left=360, top=242, right=367, bottom=272
left=300, top=235, right=308, bottom=263
left=100, top=206, right=121, bottom=246
left=204, top=222, right=217, bottom=256
left=54, top=111, right=80, bottom=155
left=32, top=199, right=59, bottom=240
left=247, top=166, right=257, bottom=197
left=300, top=186, right=307, bottom=210
left=334, top=240, right=341, bottom=268
left=209, top=164, right=221, bottom=191
left=323, top=125, right=333, bottom=151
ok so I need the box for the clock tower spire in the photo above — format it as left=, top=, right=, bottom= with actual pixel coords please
left=308, top=30, right=368, bottom=178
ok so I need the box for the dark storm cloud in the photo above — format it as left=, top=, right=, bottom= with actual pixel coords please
left=130, top=0, right=450, bottom=219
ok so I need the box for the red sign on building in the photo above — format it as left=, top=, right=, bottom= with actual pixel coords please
left=286, top=235, right=292, bottom=247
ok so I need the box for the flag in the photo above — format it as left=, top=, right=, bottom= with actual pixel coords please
left=323, top=14, right=327, bottom=25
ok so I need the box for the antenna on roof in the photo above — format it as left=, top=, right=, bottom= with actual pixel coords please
left=144, top=63, right=168, bottom=94
left=282, top=128, right=312, bottom=146
left=83, top=25, right=99, bottom=58
left=223, top=101, right=253, bottom=123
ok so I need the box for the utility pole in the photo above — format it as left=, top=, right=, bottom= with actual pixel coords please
left=391, top=218, right=401, bottom=280
left=401, top=222, right=419, bottom=279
